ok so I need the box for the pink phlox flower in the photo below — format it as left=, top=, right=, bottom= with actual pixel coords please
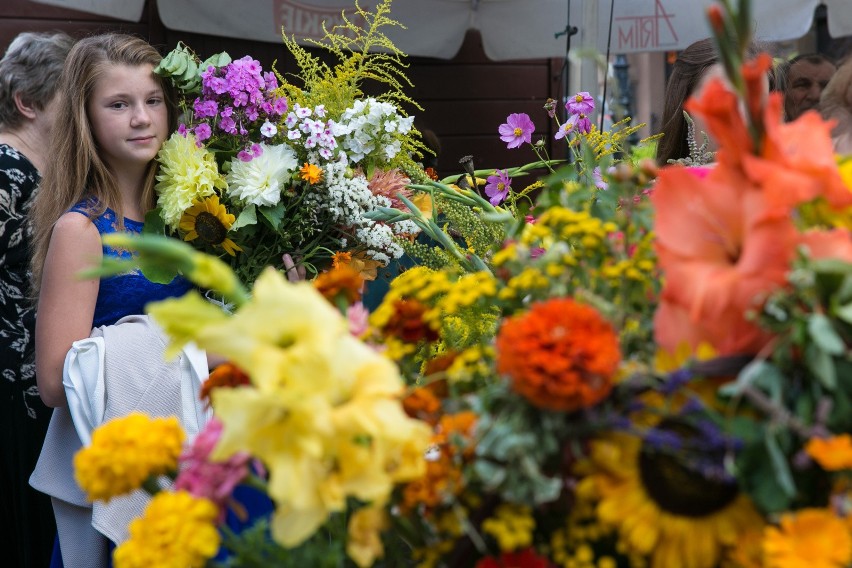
left=530, top=247, right=546, bottom=259
left=272, top=98, right=288, bottom=115
left=524, top=214, right=537, bottom=225
left=174, top=418, right=252, bottom=522
left=498, top=113, right=535, bottom=149
left=177, top=123, right=188, bottom=137
left=193, top=123, right=212, bottom=144
left=484, top=169, right=512, bottom=205
left=566, top=91, right=595, bottom=115
left=347, top=302, right=370, bottom=337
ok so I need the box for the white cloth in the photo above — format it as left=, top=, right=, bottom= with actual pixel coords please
left=31, top=314, right=213, bottom=567
left=63, top=327, right=209, bottom=445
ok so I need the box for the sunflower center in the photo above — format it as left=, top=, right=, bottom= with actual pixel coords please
left=638, top=420, right=738, bottom=517
left=194, top=211, right=227, bottom=245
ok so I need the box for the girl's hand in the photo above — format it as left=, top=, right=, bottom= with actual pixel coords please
left=282, top=253, right=306, bottom=282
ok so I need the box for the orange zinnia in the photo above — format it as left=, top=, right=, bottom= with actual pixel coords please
left=299, top=162, right=323, bottom=184
left=495, top=299, right=619, bottom=412
left=200, top=362, right=251, bottom=406
left=313, top=264, right=364, bottom=305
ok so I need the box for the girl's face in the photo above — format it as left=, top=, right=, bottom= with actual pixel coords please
left=87, top=63, right=168, bottom=173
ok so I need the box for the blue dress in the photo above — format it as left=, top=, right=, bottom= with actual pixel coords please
left=50, top=201, right=193, bottom=568
left=52, top=201, right=272, bottom=566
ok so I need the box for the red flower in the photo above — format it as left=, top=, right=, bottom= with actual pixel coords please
left=475, top=548, right=552, bottom=568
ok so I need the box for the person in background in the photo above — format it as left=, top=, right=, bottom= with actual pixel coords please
left=656, top=38, right=764, bottom=165
left=782, top=53, right=836, bottom=121
left=819, top=56, right=852, bottom=154
left=28, top=33, right=193, bottom=567
left=0, top=30, right=74, bottom=568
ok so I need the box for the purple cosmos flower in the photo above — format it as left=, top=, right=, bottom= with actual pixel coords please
left=593, top=167, right=608, bottom=190
left=566, top=91, right=595, bottom=115
left=484, top=169, right=512, bottom=205
left=498, top=113, right=535, bottom=149
left=554, top=120, right=573, bottom=141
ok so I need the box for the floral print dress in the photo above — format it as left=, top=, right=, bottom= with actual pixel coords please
left=0, top=143, right=56, bottom=567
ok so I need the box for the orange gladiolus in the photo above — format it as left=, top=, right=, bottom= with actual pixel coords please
left=655, top=56, right=852, bottom=357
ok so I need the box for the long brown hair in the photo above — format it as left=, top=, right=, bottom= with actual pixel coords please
left=30, top=33, right=177, bottom=298
left=655, top=39, right=764, bottom=165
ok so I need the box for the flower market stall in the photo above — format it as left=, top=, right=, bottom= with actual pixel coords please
left=70, top=0, right=852, bottom=567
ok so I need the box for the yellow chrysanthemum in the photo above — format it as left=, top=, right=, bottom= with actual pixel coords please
left=155, top=132, right=226, bottom=229
left=73, top=412, right=184, bottom=502
left=179, top=194, right=242, bottom=256
left=582, top=432, right=764, bottom=568
left=805, top=434, right=852, bottom=471
left=113, top=490, right=220, bottom=568
left=763, top=508, right=852, bottom=568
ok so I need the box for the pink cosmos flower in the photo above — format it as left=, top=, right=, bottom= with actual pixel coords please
left=566, top=91, right=595, bottom=115
left=498, top=113, right=535, bottom=149
left=573, top=113, right=592, bottom=134
left=174, top=418, right=253, bottom=522
left=485, top=169, right=512, bottom=205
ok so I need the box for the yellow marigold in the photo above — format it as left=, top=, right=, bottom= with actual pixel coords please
left=482, top=504, right=535, bottom=552
left=314, top=264, right=364, bottom=305
left=155, top=132, right=226, bottom=229
left=113, top=490, right=220, bottom=568
left=763, top=508, right=852, bottom=568
left=805, top=434, right=852, bottom=471
left=74, top=412, right=184, bottom=502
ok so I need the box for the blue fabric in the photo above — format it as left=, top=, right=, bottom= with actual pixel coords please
left=215, top=484, right=275, bottom=561
left=69, top=200, right=193, bottom=327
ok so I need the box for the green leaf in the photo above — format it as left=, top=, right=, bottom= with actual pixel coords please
left=232, top=204, right=258, bottom=230
left=805, top=343, right=837, bottom=390
left=718, top=359, right=781, bottom=401
left=259, top=203, right=285, bottom=230
left=835, top=301, right=852, bottom=325
left=808, top=313, right=845, bottom=355
left=142, top=208, right=166, bottom=236
left=764, top=430, right=796, bottom=498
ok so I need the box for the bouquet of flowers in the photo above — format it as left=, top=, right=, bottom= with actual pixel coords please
left=149, top=0, right=432, bottom=285
left=77, top=0, right=852, bottom=567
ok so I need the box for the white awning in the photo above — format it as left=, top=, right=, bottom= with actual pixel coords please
left=25, top=0, right=852, bottom=60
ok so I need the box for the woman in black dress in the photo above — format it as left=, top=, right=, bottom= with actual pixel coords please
left=0, top=30, right=73, bottom=567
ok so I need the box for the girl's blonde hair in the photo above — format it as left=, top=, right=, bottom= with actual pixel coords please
left=30, top=33, right=177, bottom=298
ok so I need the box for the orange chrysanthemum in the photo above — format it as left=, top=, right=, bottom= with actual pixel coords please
left=805, top=434, right=852, bottom=471
left=200, top=362, right=250, bottom=406
left=763, top=508, right=852, bottom=568
left=382, top=299, right=439, bottom=344
left=300, top=162, right=323, bottom=184
left=496, top=299, right=620, bottom=412
left=313, top=264, right=364, bottom=305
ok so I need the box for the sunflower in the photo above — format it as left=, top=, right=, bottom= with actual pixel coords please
left=580, top=431, right=764, bottom=568
left=179, top=195, right=242, bottom=256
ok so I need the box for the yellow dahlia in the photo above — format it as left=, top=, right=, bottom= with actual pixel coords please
left=113, top=490, right=220, bottom=568
left=763, top=508, right=852, bottom=568
left=582, top=432, right=764, bottom=568
left=178, top=195, right=242, bottom=256
left=73, top=412, right=184, bottom=502
left=155, top=132, right=226, bottom=229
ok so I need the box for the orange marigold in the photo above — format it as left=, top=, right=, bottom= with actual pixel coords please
left=201, top=362, right=250, bottom=406
left=805, top=434, right=852, bottom=471
left=496, top=298, right=620, bottom=412
left=382, top=299, right=439, bottom=344
left=314, top=264, right=364, bottom=305
left=300, top=162, right=323, bottom=184
left=403, top=387, right=442, bottom=423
